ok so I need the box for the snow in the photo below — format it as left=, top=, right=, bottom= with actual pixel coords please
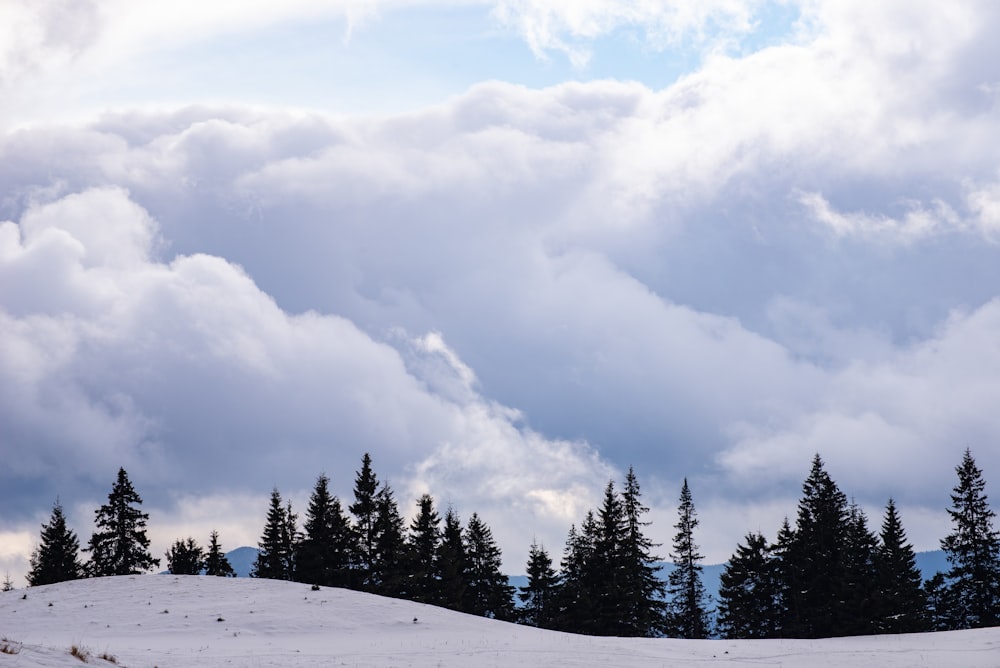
left=1, top=576, right=998, bottom=667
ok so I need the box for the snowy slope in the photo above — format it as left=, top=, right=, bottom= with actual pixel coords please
left=1, top=576, right=998, bottom=667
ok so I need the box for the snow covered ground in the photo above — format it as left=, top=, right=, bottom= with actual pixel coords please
left=1, top=576, right=998, bottom=667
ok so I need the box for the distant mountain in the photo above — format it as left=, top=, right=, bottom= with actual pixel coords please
left=225, top=546, right=258, bottom=578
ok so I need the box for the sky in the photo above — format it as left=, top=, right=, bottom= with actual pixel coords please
left=4, top=576, right=1000, bottom=666
left=3, top=0, right=1000, bottom=585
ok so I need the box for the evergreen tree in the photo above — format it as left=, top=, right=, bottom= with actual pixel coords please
left=252, top=488, right=295, bottom=580
left=665, top=478, right=710, bottom=639
left=876, top=499, right=927, bottom=633
left=204, top=530, right=235, bottom=577
left=405, top=493, right=442, bottom=603
left=940, top=449, right=1000, bottom=629
left=923, top=572, right=958, bottom=631
left=349, top=453, right=380, bottom=590
left=519, top=540, right=559, bottom=628
left=436, top=506, right=468, bottom=610
left=619, top=467, right=667, bottom=636
left=770, top=517, right=795, bottom=636
left=370, top=483, right=407, bottom=597
left=591, top=479, right=628, bottom=635
left=165, top=537, right=205, bottom=575
left=784, top=454, right=849, bottom=638
left=86, top=468, right=159, bottom=576
left=297, top=474, right=357, bottom=588
left=841, top=501, right=880, bottom=636
left=1, top=574, right=13, bottom=591
left=554, top=514, right=599, bottom=634
left=463, top=512, right=514, bottom=620
left=27, top=500, right=84, bottom=586
left=716, top=531, right=781, bottom=639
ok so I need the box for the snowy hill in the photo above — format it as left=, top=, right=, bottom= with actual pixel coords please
left=2, top=576, right=999, bottom=667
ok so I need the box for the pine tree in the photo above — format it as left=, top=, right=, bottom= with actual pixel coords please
left=349, top=453, right=380, bottom=590
left=841, top=501, right=880, bottom=636
left=923, top=572, right=958, bottom=631
left=519, top=540, right=559, bottom=629
left=463, top=512, right=514, bottom=620
left=27, top=500, right=84, bottom=586
left=252, top=488, right=295, bottom=580
left=204, top=530, right=235, bottom=577
left=665, top=478, right=710, bottom=639
left=297, top=474, right=357, bottom=588
left=619, top=467, right=667, bottom=636
left=370, top=484, right=407, bottom=597
left=165, top=537, right=205, bottom=575
left=405, top=493, right=441, bottom=603
left=436, top=506, right=468, bottom=610
left=940, top=449, right=1000, bottom=629
left=784, top=454, right=849, bottom=638
left=86, top=468, right=159, bottom=576
left=717, top=531, right=781, bottom=639
left=554, top=514, right=599, bottom=634
left=876, top=499, right=927, bottom=633
left=591, top=479, right=628, bottom=635
left=770, top=517, right=795, bottom=636
left=1, top=574, right=13, bottom=591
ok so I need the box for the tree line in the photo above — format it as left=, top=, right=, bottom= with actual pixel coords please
left=21, top=449, right=1000, bottom=640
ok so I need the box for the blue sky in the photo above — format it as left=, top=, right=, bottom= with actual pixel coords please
left=3, top=0, right=1000, bottom=585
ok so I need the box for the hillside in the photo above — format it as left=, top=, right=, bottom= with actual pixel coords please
left=2, top=576, right=999, bottom=667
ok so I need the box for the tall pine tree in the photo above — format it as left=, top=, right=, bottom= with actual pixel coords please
left=554, top=516, right=599, bottom=634
left=940, top=449, right=1000, bottom=629
left=297, top=474, right=356, bottom=588
left=436, top=506, right=468, bottom=610
left=619, top=467, right=667, bottom=637
left=717, top=531, right=781, bottom=639
left=665, top=478, right=710, bottom=639
left=28, top=500, right=84, bottom=586
left=876, top=499, right=927, bottom=633
left=463, top=512, right=514, bottom=620
left=204, top=530, right=235, bottom=577
left=841, top=501, right=880, bottom=636
left=86, top=468, right=159, bottom=576
left=405, top=493, right=441, bottom=603
left=519, top=540, right=559, bottom=629
left=349, top=453, right=380, bottom=590
left=370, top=484, right=407, bottom=597
left=252, top=488, right=296, bottom=580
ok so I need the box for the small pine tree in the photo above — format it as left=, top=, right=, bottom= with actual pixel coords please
left=519, top=540, right=559, bottom=629
left=463, top=512, right=514, bottom=620
left=86, top=468, right=159, bottom=576
left=876, top=499, right=927, bottom=633
left=252, top=488, right=295, bottom=580
left=940, top=449, right=1000, bottom=629
left=665, top=478, right=710, bottom=639
left=165, top=537, right=205, bottom=575
left=204, top=530, right=235, bottom=577
left=717, top=531, right=781, bottom=639
left=28, top=500, right=84, bottom=586
left=436, top=506, right=468, bottom=610
left=297, top=474, right=357, bottom=588
left=405, top=494, right=441, bottom=603
left=2, top=573, right=13, bottom=591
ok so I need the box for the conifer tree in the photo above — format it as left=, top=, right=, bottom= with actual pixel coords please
left=204, top=530, right=235, bottom=577
left=349, top=453, right=380, bottom=589
left=876, top=499, right=927, bottom=633
left=784, top=454, right=849, bottom=638
left=252, top=488, right=295, bottom=580
left=519, top=540, right=559, bottom=629
left=770, top=517, right=795, bottom=636
left=665, top=478, right=710, bottom=639
left=297, top=474, right=357, bottom=588
left=405, top=493, right=441, bottom=603
left=28, top=500, right=84, bottom=586
left=370, top=484, right=407, bottom=597
left=463, top=512, right=514, bottom=620
left=86, top=468, right=159, bottom=576
left=841, top=502, right=880, bottom=636
left=619, top=467, right=667, bottom=636
left=554, top=514, right=599, bottom=634
left=591, top=479, right=628, bottom=635
left=436, top=506, right=468, bottom=610
left=923, top=572, right=958, bottom=631
left=165, top=537, right=205, bottom=575
left=717, top=531, right=781, bottom=639
left=940, top=449, right=1000, bottom=629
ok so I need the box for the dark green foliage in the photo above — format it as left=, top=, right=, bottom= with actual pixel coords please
left=463, top=512, right=514, bottom=620
left=770, top=518, right=795, bottom=634
left=86, top=468, right=159, bottom=576
left=716, top=532, right=781, bottom=638
left=405, top=494, right=441, bottom=603
left=436, top=506, right=468, bottom=610
left=841, top=502, right=880, bottom=636
left=370, top=484, right=407, bottom=597
left=554, top=514, right=600, bottom=634
left=296, top=474, right=357, bottom=588
left=923, top=572, right=958, bottom=631
left=349, top=453, right=380, bottom=590
left=619, top=467, right=667, bottom=636
left=252, top=488, right=296, bottom=580
left=204, top=530, right=235, bottom=577
left=519, top=540, right=559, bottom=628
left=665, top=478, right=710, bottom=638
left=591, top=480, right=629, bottom=635
left=940, top=449, right=1000, bottom=629
left=876, top=499, right=927, bottom=633
left=783, top=454, right=850, bottom=638
left=28, top=500, right=84, bottom=586
left=165, top=537, right=204, bottom=575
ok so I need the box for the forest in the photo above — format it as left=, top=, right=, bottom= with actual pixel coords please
left=21, top=449, right=1000, bottom=639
